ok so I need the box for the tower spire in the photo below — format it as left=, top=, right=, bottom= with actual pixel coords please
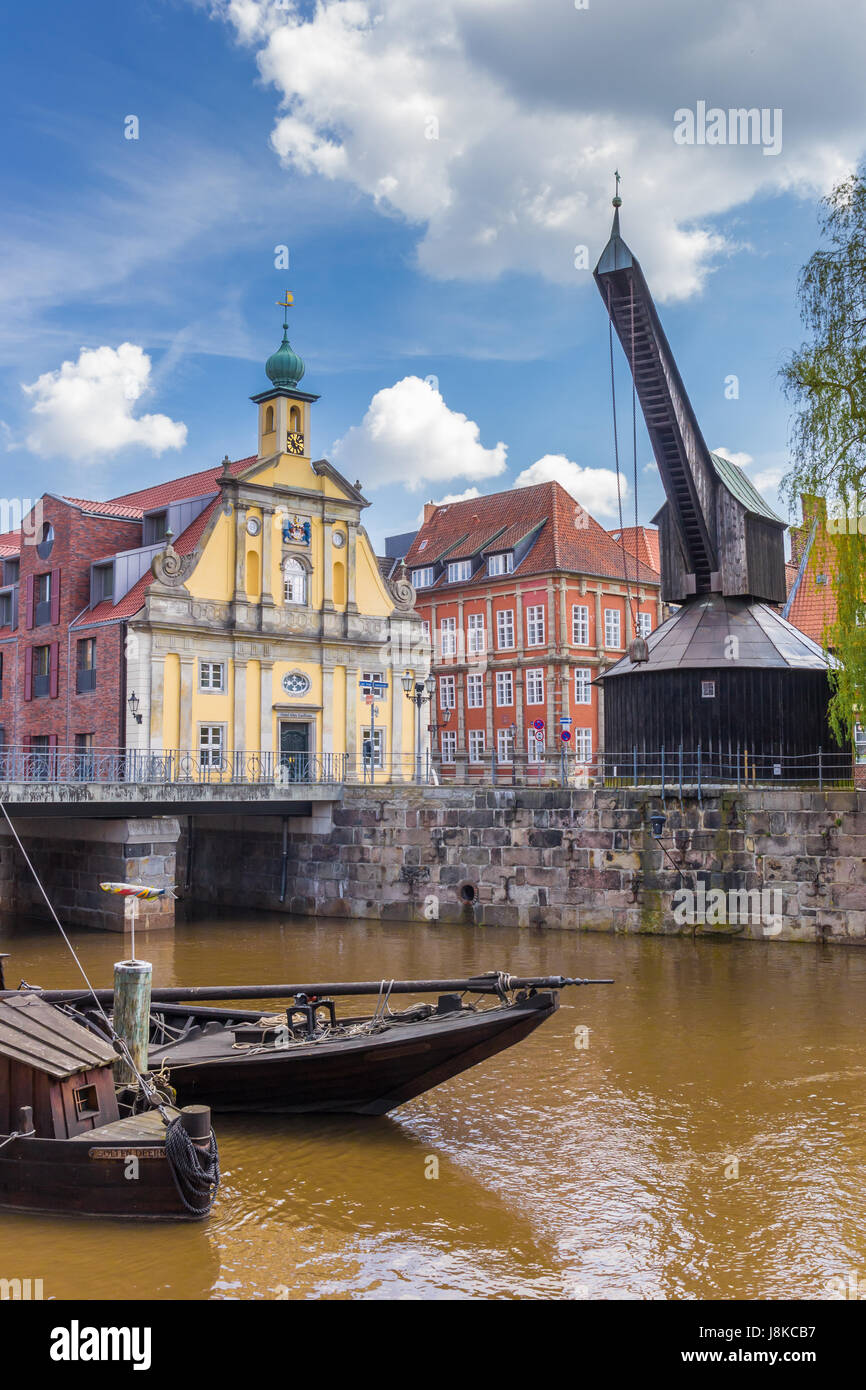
left=265, top=289, right=305, bottom=389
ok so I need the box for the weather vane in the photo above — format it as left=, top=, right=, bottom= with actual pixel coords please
left=613, top=170, right=622, bottom=208
left=277, top=290, right=294, bottom=328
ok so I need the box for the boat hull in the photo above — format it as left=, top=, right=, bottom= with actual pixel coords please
left=151, top=991, right=559, bottom=1116
left=0, top=1113, right=209, bottom=1221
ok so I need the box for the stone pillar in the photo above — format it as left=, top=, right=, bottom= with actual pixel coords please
left=485, top=667, right=494, bottom=766
left=179, top=656, right=194, bottom=752
left=234, top=503, right=248, bottom=601
left=346, top=522, right=358, bottom=612
left=346, top=664, right=359, bottom=770
left=594, top=587, right=603, bottom=654
left=322, top=664, right=335, bottom=755
left=233, top=659, right=247, bottom=756
left=149, top=655, right=165, bottom=751
left=261, top=507, right=275, bottom=608
left=322, top=517, right=334, bottom=609
left=260, top=662, right=274, bottom=755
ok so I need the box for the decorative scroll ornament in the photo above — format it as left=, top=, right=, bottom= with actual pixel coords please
left=389, top=561, right=416, bottom=611
left=151, top=532, right=194, bottom=588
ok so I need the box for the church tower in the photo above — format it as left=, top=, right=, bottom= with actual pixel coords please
left=250, top=291, right=320, bottom=462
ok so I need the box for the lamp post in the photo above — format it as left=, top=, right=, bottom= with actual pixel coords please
left=401, top=670, right=442, bottom=782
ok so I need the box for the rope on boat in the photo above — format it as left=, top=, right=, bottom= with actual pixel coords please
left=0, top=1126, right=35, bottom=1150
left=164, top=1116, right=220, bottom=1216
left=0, top=799, right=171, bottom=1124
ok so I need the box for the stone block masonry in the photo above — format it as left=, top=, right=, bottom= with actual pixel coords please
left=0, top=816, right=179, bottom=932
left=185, top=787, right=866, bottom=945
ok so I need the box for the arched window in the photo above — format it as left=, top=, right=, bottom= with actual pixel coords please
left=265, top=405, right=275, bottom=433
left=283, top=557, right=306, bottom=604
left=289, top=406, right=301, bottom=433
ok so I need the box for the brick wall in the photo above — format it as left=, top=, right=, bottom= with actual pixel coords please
left=0, top=497, right=141, bottom=748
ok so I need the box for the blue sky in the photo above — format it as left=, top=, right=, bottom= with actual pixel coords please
left=1, top=0, right=863, bottom=549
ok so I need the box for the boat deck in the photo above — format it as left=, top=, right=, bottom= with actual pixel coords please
left=68, top=1108, right=176, bottom=1143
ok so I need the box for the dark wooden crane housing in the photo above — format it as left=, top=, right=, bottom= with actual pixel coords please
left=593, top=204, right=845, bottom=776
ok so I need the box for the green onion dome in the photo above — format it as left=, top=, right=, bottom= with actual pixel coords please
left=265, top=327, right=305, bottom=389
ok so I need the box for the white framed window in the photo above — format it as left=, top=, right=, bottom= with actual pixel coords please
left=198, top=724, right=225, bottom=768
left=488, top=552, right=513, bottom=576
left=412, top=567, right=435, bottom=588
left=362, top=728, right=385, bottom=769
left=636, top=611, right=652, bottom=637
left=421, top=620, right=431, bottom=642
left=441, top=730, right=457, bottom=763
left=574, top=728, right=592, bottom=762
left=604, top=608, right=622, bottom=648
left=467, top=612, right=486, bottom=654
left=496, top=609, right=515, bottom=649
left=468, top=729, right=486, bottom=763
left=439, top=675, right=456, bottom=710
left=199, top=661, right=225, bottom=692
left=495, top=671, right=514, bottom=706
left=572, top=604, right=590, bottom=645
left=440, top=616, right=457, bottom=657
left=526, top=604, right=545, bottom=646
left=574, top=668, right=592, bottom=704
left=447, top=559, right=472, bottom=583
left=497, top=727, right=514, bottom=763
left=527, top=728, right=545, bottom=763
left=525, top=667, right=545, bottom=705
left=283, top=557, right=307, bottom=604
left=466, top=673, right=484, bottom=708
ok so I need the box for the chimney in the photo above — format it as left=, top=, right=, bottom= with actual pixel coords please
left=423, top=502, right=437, bottom=523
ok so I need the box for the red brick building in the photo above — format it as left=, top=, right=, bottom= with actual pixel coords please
left=0, top=462, right=248, bottom=761
left=393, top=482, right=661, bottom=776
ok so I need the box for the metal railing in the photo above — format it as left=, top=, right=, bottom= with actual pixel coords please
left=0, top=747, right=347, bottom=786
left=0, top=745, right=857, bottom=791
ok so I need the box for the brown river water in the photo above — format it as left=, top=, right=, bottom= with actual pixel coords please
left=1, top=910, right=865, bottom=1301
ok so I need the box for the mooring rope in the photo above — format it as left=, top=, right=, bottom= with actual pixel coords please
left=164, top=1116, right=220, bottom=1216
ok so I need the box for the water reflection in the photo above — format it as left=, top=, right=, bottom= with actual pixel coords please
left=1, top=910, right=865, bottom=1299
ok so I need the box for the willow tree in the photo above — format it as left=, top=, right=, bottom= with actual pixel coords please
left=781, top=167, right=866, bottom=743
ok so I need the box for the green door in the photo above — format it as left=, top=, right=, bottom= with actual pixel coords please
left=280, top=723, right=310, bottom=782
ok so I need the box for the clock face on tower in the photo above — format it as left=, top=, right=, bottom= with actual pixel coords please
left=286, top=432, right=304, bottom=455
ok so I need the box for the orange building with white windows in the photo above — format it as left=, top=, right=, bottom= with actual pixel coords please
left=388, top=482, right=661, bottom=778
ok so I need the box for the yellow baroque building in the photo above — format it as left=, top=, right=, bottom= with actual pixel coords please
left=125, top=307, right=424, bottom=779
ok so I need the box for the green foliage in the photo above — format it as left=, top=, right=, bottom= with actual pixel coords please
left=781, top=168, right=866, bottom=741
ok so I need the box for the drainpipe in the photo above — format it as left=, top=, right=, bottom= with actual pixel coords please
left=279, top=815, right=289, bottom=903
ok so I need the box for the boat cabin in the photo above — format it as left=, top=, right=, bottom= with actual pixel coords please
left=0, top=994, right=119, bottom=1139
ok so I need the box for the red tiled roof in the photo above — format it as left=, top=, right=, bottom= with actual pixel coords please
left=71, top=457, right=258, bottom=627
left=109, top=456, right=256, bottom=510
left=62, top=498, right=147, bottom=520
left=404, top=482, right=660, bottom=588
left=608, top=525, right=660, bottom=575
left=784, top=520, right=837, bottom=646
left=0, top=530, right=21, bottom=557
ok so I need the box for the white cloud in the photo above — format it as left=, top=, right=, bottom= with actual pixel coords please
left=22, top=344, right=187, bottom=461
left=513, top=453, right=627, bottom=518
left=713, top=446, right=754, bottom=468
left=331, top=376, right=506, bottom=491
left=752, top=465, right=786, bottom=493
left=212, top=0, right=866, bottom=300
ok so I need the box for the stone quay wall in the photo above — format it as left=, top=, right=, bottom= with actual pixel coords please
left=185, top=785, right=866, bottom=944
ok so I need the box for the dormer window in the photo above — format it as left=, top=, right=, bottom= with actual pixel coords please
left=91, top=563, right=114, bottom=605
left=143, top=510, right=168, bottom=546
left=412, top=567, right=435, bottom=588
left=487, top=552, right=513, bottom=576
left=447, top=559, right=472, bottom=583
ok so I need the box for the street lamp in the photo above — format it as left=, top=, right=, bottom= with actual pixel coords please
left=127, top=691, right=143, bottom=726
left=401, top=669, right=445, bottom=782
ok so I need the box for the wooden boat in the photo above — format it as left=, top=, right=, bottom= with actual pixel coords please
left=0, top=993, right=218, bottom=1220
left=50, top=972, right=607, bottom=1116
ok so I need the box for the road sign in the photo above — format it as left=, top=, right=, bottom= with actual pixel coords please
left=560, top=716, right=573, bottom=726
left=532, top=719, right=545, bottom=731
left=561, top=730, right=571, bottom=742
left=360, top=679, right=388, bottom=694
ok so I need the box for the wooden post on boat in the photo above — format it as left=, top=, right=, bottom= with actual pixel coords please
left=113, top=959, right=152, bottom=1086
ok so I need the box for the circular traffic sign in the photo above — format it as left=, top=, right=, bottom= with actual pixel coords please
left=561, top=730, right=571, bottom=742
left=532, top=719, right=545, bottom=730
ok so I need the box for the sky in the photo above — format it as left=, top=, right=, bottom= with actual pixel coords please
left=1, top=0, right=864, bottom=550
